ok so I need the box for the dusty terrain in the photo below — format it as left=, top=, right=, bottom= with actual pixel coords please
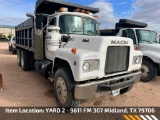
left=0, top=42, right=160, bottom=107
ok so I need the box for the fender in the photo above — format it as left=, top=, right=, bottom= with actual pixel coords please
left=142, top=51, right=160, bottom=63
left=53, top=48, right=101, bottom=82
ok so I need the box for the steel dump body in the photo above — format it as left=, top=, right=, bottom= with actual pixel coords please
left=15, top=18, right=34, bottom=52
left=100, top=19, right=148, bottom=36
left=116, top=19, right=147, bottom=29
left=36, top=0, right=99, bottom=14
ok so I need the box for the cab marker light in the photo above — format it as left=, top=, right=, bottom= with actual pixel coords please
left=94, top=15, right=99, bottom=18
left=81, top=10, right=85, bottom=13
left=71, top=48, right=77, bottom=54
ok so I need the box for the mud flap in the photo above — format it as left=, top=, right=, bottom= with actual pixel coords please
left=33, top=29, right=44, bottom=59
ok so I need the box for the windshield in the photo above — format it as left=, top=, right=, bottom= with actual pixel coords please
left=136, top=30, right=158, bottom=43
left=59, top=15, right=99, bottom=35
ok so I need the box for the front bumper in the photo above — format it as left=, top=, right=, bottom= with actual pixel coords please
left=74, top=71, right=141, bottom=99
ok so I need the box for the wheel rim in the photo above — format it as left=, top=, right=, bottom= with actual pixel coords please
left=56, top=77, right=67, bottom=104
left=141, top=64, right=150, bottom=77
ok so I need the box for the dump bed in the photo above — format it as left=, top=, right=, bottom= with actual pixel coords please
left=116, top=19, right=147, bottom=29
left=100, top=29, right=115, bottom=36
left=36, top=0, right=99, bottom=15
left=15, top=18, right=34, bottom=52
left=100, top=19, right=148, bottom=36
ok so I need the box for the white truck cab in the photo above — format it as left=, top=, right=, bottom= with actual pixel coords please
left=119, top=28, right=160, bottom=82
left=100, top=19, right=159, bottom=82
left=15, top=1, right=142, bottom=108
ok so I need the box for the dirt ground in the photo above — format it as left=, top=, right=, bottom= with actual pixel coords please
left=0, top=42, right=160, bottom=107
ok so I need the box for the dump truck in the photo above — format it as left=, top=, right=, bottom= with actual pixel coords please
left=100, top=19, right=159, bottom=82
left=15, top=1, right=142, bottom=107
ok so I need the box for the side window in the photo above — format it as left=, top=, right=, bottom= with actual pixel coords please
left=127, top=29, right=136, bottom=44
left=122, top=29, right=136, bottom=44
left=49, top=18, right=56, bottom=26
left=122, top=30, right=127, bottom=37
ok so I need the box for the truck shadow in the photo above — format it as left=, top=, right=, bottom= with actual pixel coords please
left=0, top=49, right=13, bottom=55
left=44, top=90, right=54, bottom=98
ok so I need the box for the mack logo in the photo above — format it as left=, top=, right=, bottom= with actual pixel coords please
left=111, top=40, right=128, bottom=44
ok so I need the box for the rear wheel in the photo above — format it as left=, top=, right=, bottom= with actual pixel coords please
left=9, top=46, right=11, bottom=51
left=29, top=53, right=35, bottom=70
left=21, top=50, right=30, bottom=71
left=12, top=49, right=16, bottom=54
left=54, top=68, right=80, bottom=108
left=140, top=60, right=157, bottom=82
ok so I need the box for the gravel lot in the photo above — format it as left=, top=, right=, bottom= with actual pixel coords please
left=0, top=42, right=160, bottom=107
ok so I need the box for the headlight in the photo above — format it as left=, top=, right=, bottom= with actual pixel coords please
left=83, top=62, right=90, bottom=71
left=133, top=56, right=142, bottom=64
left=82, top=60, right=99, bottom=72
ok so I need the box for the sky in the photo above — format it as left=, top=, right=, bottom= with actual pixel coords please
left=0, top=0, right=159, bottom=33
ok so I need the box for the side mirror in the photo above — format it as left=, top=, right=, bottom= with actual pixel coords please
left=61, top=35, right=70, bottom=42
left=43, top=30, right=46, bottom=33
left=26, top=13, right=36, bottom=30
left=26, top=13, right=35, bottom=18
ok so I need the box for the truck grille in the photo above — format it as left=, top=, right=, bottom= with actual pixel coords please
left=105, top=46, right=129, bottom=74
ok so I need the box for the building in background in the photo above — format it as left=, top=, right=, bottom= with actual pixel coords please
left=0, top=25, right=15, bottom=38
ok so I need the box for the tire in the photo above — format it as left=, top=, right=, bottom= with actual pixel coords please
left=21, top=50, right=30, bottom=71
left=120, top=85, right=133, bottom=94
left=140, top=60, right=157, bottom=82
left=9, top=46, right=11, bottom=51
left=17, top=49, right=21, bottom=66
left=54, top=67, right=80, bottom=108
left=11, top=46, right=13, bottom=51
left=29, top=53, right=35, bottom=70
left=12, top=49, right=16, bottom=54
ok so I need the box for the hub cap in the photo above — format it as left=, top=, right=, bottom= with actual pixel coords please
left=56, top=77, right=67, bottom=104
left=141, top=64, right=149, bottom=77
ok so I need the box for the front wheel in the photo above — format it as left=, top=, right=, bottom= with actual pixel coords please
left=54, top=68, right=80, bottom=108
left=140, top=60, right=157, bottom=82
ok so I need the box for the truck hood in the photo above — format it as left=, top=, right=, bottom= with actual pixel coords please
left=139, top=43, right=160, bottom=63
left=139, top=43, right=160, bottom=52
left=64, top=35, right=134, bottom=52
